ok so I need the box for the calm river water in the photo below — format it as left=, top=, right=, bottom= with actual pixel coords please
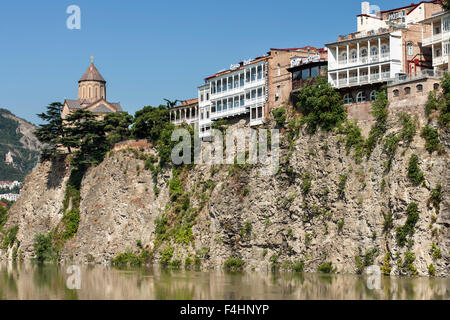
left=0, top=262, right=448, bottom=300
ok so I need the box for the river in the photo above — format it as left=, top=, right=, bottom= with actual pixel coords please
left=0, top=262, right=448, bottom=300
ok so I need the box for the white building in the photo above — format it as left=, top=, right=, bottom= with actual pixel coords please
left=326, top=1, right=442, bottom=104
left=421, top=10, right=450, bottom=71
left=197, top=56, right=269, bottom=138
left=1, top=193, right=20, bottom=202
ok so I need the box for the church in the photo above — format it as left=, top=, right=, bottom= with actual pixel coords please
left=62, top=60, right=123, bottom=119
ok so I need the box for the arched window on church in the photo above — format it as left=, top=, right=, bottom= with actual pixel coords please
left=89, top=87, right=91, bottom=98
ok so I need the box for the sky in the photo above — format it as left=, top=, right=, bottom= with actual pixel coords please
left=0, top=0, right=418, bottom=124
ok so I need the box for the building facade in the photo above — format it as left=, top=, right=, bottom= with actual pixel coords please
left=421, top=10, right=450, bottom=71
left=326, top=1, right=442, bottom=105
left=192, top=56, right=269, bottom=138
left=62, top=61, right=123, bottom=119
left=169, top=99, right=199, bottom=126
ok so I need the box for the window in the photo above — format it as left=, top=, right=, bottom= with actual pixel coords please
left=343, top=93, right=353, bottom=104
left=217, top=101, right=222, bottom=112
left=201, top=112, right=204, bottom=120
left=234, top=75, right=239, bottom=88
left=416, top=84, right=423, bottom=92
left=200, top=94, right=204, bottom=102
left=228, top=77, right=233, bottom=90
left=381, top=45, right=389, bottom=57
left=251, top=89, right=256, bottom=99
left=277, top=64, right=281, bottom=76
left=393, top=89, right=399, bottom=97
left=222, top=78, right=227, bottom=92
left=370, top=90, right=377, bottom=101
left=258, top=66, right=263, bottom=80
left=293, top=71, right=301, bottom=81
left=371, top=46, right=378, bottom=57
left=228, top=98, right=233, bottom=109
left=212, top=82, right=216, bottom=94
left=257, top=87, right=263, bottom=97
left=351, top=50, right=357, bottom=62
left=311, top=66, right=319, bottom=78
left=240, top=95, right=244, bottom=107
left=356, top=91, right=366, bottom=102
left=340, top=52, right=347, bottom=63
left=405, top=87, right=411, bottom=95
left=240, top=73, right=245, bottom=86
left=251, top=68, right=256, bottom=81
left=234, top=97, right=239, bottom=108
left=434, top=83, right=440, bottom=90
left=444, top=18, right=450, bottom=32
left=246, top=70, right=250, bottom=82
left=206, top=93, right=209, bottom=100
left=360, top=48, right=368, bottom=57
left=407, top=43, right=413, bottom=56
left=206, top=110, right=210, bottom=119
left=217, top=80, right=221, bottom=93
left=302, top=68, right=310, bottom=79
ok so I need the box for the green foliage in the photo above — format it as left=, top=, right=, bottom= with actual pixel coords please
left=131, top=105, right=170, bottom=141
left=317, top=262, right=335, bottom=274
left=403, top=251, right=418, bottom=276
left=366, top=88, right=389, bottom=155
left=272, top=107, right=287, bottom=127
left=431, top=243, right=442, bottom=260
left=407, top=155, right=424, bottom=186
left=290, top=260, right=305, bottom=273
left=420, top=125, right=442, bottom=154
left=35, top=102, right=65, bottom=160
left=160, top=246, right=174, bottom=266
left=380, top=252, right=392, bottom=276
left=337, top=219, right=345, bottom=232
left=398, top=112, right=417, bottom=146
left=62, top=209, right=80, bottom=240
left=382, top=133, right=400, bottom=170
left=428, top=264, right=437, bottom=276
left=425, top=91, right=441, bottom=117
left=341, top=121, right=365, bottom=162
left=301, top=172, right=312, bottom=195
left=242, top=186, right=250, bottom=197
left=33, top=232, right=56, bottom=263
left=2, top=225, right=18, bottom=249
left=224, top=258, right=245, bottom=271
left=0, top=205, right=7, bottom=229
left=103, top=112, right=133, bottom=146
left=396, top=203, right=420, bottom=247
left=355, top=248, right=378, bottom=274
left=294, top=77, right=346, bottom=133
left=429, top=184, right=442, bottom=213
left=337, top=174, right=347, bottom=198
left=112, top=251, right=143, bottom=266
left=437, top=72, right=450, bottom=127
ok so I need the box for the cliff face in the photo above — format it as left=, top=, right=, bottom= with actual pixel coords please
left=1, top=104, right=448, bottom=277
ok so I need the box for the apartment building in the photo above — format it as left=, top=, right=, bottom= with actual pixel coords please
left=267, top=47, right=326, bottom=110
left=169, top=99, right=199, bottom=126
left=195, top=56, right=269, bottom=138
left=421, top=9, right=450, bottom=71
left=326, top=1, right=442, bottom=104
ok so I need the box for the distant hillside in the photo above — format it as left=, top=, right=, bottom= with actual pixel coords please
left=0, top=108, right=41, bottom=181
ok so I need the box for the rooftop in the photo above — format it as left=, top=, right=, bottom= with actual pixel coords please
left=79, top=63, right=106, bottom=83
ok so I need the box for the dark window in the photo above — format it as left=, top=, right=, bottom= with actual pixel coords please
left=302, top=68, right=310, bottom=79
left=393, top=89, right=399, bottom=97
left=405, top=87, right=411, bottom=95
left=416, top=84, right=423, bottom=92
left=434, top=83, right=440, bottom=90
left=310, top=66, right=319, bottom=78
left=293, top=71, right=302, bottom=81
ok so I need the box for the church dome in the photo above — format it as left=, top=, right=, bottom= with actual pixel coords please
left=79, top=63, right=106, bottom=83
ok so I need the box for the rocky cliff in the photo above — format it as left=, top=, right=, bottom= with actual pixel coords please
left=0, top=102, right=448, bottom=277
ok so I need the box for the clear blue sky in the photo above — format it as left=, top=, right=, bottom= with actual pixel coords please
left=0, top=0, right=414, bottom=124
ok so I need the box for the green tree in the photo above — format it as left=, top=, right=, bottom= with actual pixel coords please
left=295, top=77, right=346, bottom=133
left=35, top=102, right=66, bottom=159
left=62, top=109, right=108, bottom=165
left=366, top=87, right=389, bottom=155
left=131, top=105, right=170, bottom=141
left=442, top=0, right=450, bottom=11
left=103, top=112, right=133, bottom=146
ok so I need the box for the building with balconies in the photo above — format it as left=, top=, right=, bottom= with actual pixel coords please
left=421, top=10, right=450, bottom=71
left=326, top=1, right=442, bottom=105
left=195, top=56, right=269, bottom=138
left=169, top=99, right=199, bottom=126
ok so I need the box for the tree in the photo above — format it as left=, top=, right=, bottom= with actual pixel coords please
left=131, top=105, right=170, bottom=141
left=294, top=77, right=346, bottom=133
left=163, top=99, right=180, bottom=109
left=103, top=112, right=133, bottom=146
left=442, top=0, right=450, bottom=11
left=35, top=102, right=66, bottom=159
left=62, top=109, right=109, bottom=165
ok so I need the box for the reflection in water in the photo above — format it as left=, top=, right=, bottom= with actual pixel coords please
left=0, top=263, right=448, bottom=300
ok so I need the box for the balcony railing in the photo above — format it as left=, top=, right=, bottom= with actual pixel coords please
left=388, top=69, right=446, bottom=86
left=370, top=73, right=380, bottom=81
left=381, top=72, right=391, bottom=79
left=349, top=76, right=358, bottom=84
left=338, top=78, right=348, bottom=86
left=360, top=75, right=369, bottom=83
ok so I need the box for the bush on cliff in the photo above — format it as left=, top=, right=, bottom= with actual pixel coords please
left=294, top=77, right=346, bottom=134
left=33, top=232, right=56, bottom=263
